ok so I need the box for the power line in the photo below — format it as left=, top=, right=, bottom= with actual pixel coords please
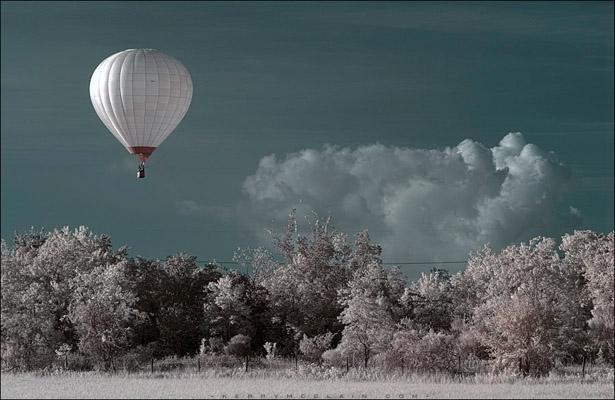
left=144, top=255, right=468, bottom=265
left=383, top=261, right=466, bottom=265
left=192, top=259, right=467, bottom=266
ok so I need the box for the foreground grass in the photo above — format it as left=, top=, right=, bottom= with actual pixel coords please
left=2, top=371, right=613, bottom=399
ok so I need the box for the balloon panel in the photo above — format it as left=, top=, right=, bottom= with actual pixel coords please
left=89, top=49, right=193, bottom=151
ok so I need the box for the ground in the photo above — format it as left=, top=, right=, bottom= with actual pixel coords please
left=1, top=372, right=613, bottom=399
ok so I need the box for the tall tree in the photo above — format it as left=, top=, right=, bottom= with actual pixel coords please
left=69, top=262, right=141, bottom=370
left=157, top=253, right=221, bottom=356
left=1, top=227, right=124, bottom=370
left=561, top=230, right=614, bottom=363
left=257, top=211, right=353, bottom=356
left=337, top=259, right=405, bottom=368
left=405, top=268, right=454, bottom=332
left=124, top=257, right=164, bottom=351
left=204, top=271, right=271, bottom=354
left=205, top=273, right=253, bottom=343
left=470, top=238, right=570, bottom=375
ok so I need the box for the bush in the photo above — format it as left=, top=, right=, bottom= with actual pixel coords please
left=300, top=332, right=334, bottom=364
left=225, top=334, right=252, bottom=359
left=202, top=337, right=225, bottom=355
left=115, top=345, right=158, bottom=372
left=388, top=328, right=457, bottom=373
left=155, top=355, right=190, bottom=371
left=413, top=331, right=457, bottom=372
left=322, top=348, right=345, bottom=368
left=64, top=352, right=93, bottom=371
left=198, top=353, right=241, bottom=369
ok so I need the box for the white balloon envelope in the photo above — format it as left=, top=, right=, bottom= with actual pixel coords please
left=89, top=49, right=193, bottom=177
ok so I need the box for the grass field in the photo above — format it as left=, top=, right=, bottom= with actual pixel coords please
left=2, top=371, right=613, bottom=399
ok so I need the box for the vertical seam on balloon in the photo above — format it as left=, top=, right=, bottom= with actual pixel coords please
left=108, top=54, right=123, bottom=138
left=150, top=54, right=174, bottom=147
left=134, top=50, right=142, bottom=146
left=92, top=62, right=109, bottom=131
left=108, top=52, right=130, bottom=146
left=173, top=67, right=188, bottom=132
left=143, top=49, right=152, bottom=146
left=145, top=51, right=159, bottom=147
left=160, top=54, right=180, bottom=146
left=117, top=51, right=131, bottom=147
left=105, top=55, right=129, bottom=148
left=179, top=62, right=193, bottom=132
left=142, top=49, right=147, bottom=146
left=180, top=64, right=193, bottom=126
left=171, top=77, right=191, bottom=138
left=146, top=52, right=159, bottom=146
left=98, top=56, right=130, bottom=149
left=99, top=57, right=117, bottom=142
left=130, top=51, right=138, bottom=147
left=179, top=67, right=193, bottom=133
left=148, top=54, right=165, bottom=147
left=175, top=65, right=190, bottom=131
left=164, top=59, right=185, bottom=143
left=90, top=66, right=107, bottom=132
left=91, top=66, right=115, bottom=141
left=150, top=52, right=168, bottom=146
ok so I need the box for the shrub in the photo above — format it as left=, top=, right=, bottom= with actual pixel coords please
left=322, top=348, right=345, bottom=368
left=225, top=334, right=252, bottom=371
left=299, top=332, right=334, bottom=364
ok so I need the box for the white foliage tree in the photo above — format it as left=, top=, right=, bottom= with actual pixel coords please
left=337, top=260, right=405, bottom=368
left=204, top=273, right=253, bottom=342
left=1, top=227, right=126, bottom=370
left=469, top=237, right=569, bottom=376
left=256, top=211, right=353, bottom=356
left=68, top=262, right=142, bottom=369
left=405, top=268, right=454, bottom=332
left=561, top=230, right=614, bottom=363
left=1, top=238, right=59, bottom=369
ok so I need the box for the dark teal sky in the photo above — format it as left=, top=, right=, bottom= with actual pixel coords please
left=2, top=2, right=613, bottom=267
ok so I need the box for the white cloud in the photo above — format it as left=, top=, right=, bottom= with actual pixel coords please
left=569, top=206, right=581, bottom=217
left=177, top=200, right=205, bottom=216
left=241, top=133, right=580, bottom=262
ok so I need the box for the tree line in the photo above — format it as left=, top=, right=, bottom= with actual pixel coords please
left=1, top=211, right=613, bottom=376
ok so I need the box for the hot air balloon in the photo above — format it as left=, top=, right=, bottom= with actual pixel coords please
left=89, top=49, right=193, bottom=178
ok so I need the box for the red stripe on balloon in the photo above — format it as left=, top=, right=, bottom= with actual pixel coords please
left=128, top=146, right=157, bottom=162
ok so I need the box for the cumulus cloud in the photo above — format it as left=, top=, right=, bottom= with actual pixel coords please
left=241, top=133, right=581, bottom=262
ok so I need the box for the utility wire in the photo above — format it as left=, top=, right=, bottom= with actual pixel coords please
left=383, top=261, right=466, bottom=265
left=145, top=256, right=467, bottom=265
left=192, top=259, right=467, bottom=266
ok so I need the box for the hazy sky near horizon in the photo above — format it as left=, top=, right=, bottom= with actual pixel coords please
left=1, top=2, right=613, bottom=277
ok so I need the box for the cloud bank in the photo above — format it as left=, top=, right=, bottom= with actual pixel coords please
left=241, top=133, right=580, bottom=262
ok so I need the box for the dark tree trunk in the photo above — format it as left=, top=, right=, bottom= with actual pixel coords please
left=518, top=357, right=522, bottom=374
